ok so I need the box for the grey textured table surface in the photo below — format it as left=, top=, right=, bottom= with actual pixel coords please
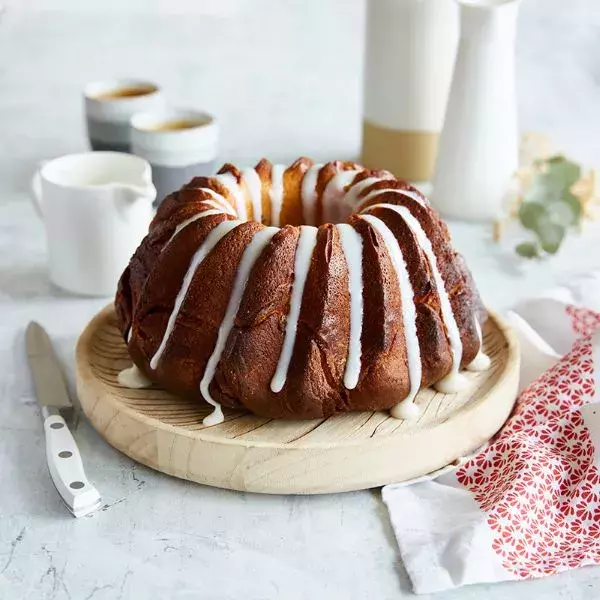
left=1, top=1, right=600, bottom=598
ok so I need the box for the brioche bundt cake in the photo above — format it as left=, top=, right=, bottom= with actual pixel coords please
left=115, top=157, right=490, bottom=425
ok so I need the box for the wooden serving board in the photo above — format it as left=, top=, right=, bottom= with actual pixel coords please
left=76, top=306, right=520, bottom=494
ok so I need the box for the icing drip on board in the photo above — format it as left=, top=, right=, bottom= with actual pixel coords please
left=270, top=226, right=319, bottom=393
left=433, top=371, right=469, bottom=394
left=467, top=318, right=491, bottom=372
left=149, top=220, right=241, bottom=370
left=360, top=214, right=421, bottom=419
left=118, top=364, right=152, bottom=389
left=364, top=203, right=468, bottom=394
left=200, top=226, right=280, bottom=425
left=336, top=224, right=364, bottom=389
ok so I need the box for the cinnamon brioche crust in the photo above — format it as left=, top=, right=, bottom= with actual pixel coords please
left=116, top=157, right=487, bottom=420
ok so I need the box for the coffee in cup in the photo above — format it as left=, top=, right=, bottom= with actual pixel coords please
left=139, top=119, right=208, bottom=132
left=91, top=86, right=158, bottom=101
left=84, top=79, right=164, bottom=152
left=131, top=109, right=219, bottom=205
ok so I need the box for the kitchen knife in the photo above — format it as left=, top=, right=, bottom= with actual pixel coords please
left=26, top=322, right=102, bottom=518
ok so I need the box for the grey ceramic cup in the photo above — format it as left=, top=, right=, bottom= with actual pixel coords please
left=130, top=109, right=219, bottom=205
left=84, top=79, right=164, bottom=152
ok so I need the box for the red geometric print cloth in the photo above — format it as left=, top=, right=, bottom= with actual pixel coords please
left=457, top=305, right=600, bottom=579
left=382, top=292, right=600, bottom=594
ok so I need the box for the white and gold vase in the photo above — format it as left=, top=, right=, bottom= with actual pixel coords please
left=361, top=0, right=459, bottom=182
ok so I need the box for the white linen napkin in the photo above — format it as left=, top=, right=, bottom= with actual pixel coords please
left=382, top=272, right=600, bottom=594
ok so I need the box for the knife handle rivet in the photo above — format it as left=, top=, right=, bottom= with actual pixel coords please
left=58, top=451, right=73, bottom=458
left=70, top=481, right=85, bottom=490
left=50, top=423, right=65, bottom=430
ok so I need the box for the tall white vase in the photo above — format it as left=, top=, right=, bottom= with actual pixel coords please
left=361, top=0, right=459, bottom=183
left=431, top=0, right=520, bottom=221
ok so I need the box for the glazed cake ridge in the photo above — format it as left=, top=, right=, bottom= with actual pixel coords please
left=115, top=157, right=491, bottom=424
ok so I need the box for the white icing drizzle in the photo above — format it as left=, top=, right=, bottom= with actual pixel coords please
left=143, top=162, right=471, bottom=423
left=242, top=167, right=263, bottom=223
left=467, top=353, right=490, bottom=372
left=270, top=225, right=319, bottom=393
left=467, top=317, right=491, bottom=372
left=434, top=371, right=469, bottom=394
left=126, top=327, right=132, bottom=343
left=365, top=203, right=467, bottom=394
left=269, top=164, right=286, bottom=226
left=193, top=188, right=237, bottom=216
left=200, top=198, right=236, bottom=216
left=343, top=175, right=392, bottom=212
left=360, top=214, right=421, bottom=419
left=336, top=224, right=364, bottom=389
left=200, top=226, right=280, bottom=425
left=322, top=170, right=361, bottom=223
left=164, top=209, right=223, bottom=248
left=215, top=173, right=248, bottom=221
left=300, top=163, right=323, bottom=225
left=149, top=220, right=241, bottom=370
left=356, top=187, right=426, bottom=212
left=118, top=364, right=152, bottom=389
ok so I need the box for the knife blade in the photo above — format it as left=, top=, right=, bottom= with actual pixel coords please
left=26, top=321, right=73, bottom=411
left=26, top=322, right=102, bottom=518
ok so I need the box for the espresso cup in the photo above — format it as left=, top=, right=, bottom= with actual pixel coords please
left=84, top=79, right=164, bottom=152
left=31, top=152, right=156, bottom=297
left=130, top=109, right=219, bottom=204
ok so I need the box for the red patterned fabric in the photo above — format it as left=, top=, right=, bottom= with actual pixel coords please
left=566, top=305, right=600, bottom=337
left=456, top=305, right=600, bottom=579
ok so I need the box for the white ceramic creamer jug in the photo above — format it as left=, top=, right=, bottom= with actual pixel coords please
left=32, top=152, right=156, bottom=296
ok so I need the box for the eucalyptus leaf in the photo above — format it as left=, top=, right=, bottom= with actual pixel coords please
left=537, top=222, right=566, bottom=254
left=540, top=155, right=581, bottom=195
left=518, top=201, right=547, bottom=231
left=561, top=192, right=583, bottom=225
left=512, top=153, right=584, bottom=259
left=515, top=241, right=540, bottom=258
left=547, top=199, right=578, bottom=227
left=524, top=172, right=561, bottom=205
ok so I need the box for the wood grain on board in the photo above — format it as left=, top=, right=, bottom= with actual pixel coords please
left=76, top=305, right=520, bottom=494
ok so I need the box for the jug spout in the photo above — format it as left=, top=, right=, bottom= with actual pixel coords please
left=117, top=183, right=157, bottom=204
left=112, top=182, right=157, bottom=223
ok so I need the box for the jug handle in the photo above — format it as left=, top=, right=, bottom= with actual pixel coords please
left=30, top=161, right=47, bottom=219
